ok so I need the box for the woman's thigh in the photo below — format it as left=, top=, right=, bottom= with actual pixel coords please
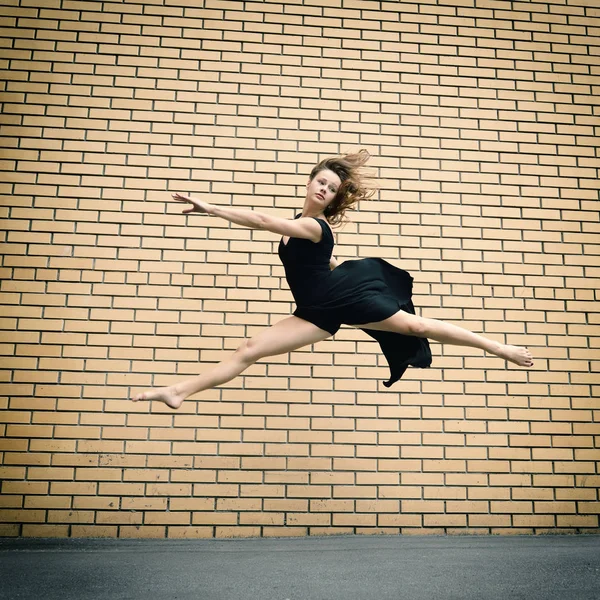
left=351, top=309, right=426, bottom=336
left=243, top=315, right=332, bottom=362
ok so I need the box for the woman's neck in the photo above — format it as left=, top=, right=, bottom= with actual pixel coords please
left=301, top=210, right=325, bottom=220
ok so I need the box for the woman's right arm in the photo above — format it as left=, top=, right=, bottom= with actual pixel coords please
left=171, top=193, right=323, bottom=242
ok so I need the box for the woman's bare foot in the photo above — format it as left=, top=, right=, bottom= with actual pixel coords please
left=131, top=385, right=185, bottom=409
left=495, top=344, right=534, bottom=367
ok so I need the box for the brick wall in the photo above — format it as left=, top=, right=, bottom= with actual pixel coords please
left=1, top=0, right=599, bottom=538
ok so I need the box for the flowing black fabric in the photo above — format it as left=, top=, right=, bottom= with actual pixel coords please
left=278, top=217, right=432, bottom=387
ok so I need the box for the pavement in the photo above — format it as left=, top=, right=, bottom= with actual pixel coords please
left=1, top=534, right=600, bottom=600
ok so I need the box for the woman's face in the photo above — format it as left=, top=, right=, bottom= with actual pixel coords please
left=306, top=169, right=342, bottom=211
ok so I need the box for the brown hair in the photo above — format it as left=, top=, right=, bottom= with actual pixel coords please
left=309, top=149, right=376, bottom=227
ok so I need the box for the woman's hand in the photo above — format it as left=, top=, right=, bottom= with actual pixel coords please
left=172, top=193, right=214, bottom=215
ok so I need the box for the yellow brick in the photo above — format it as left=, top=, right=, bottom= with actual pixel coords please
left=0, top=509, right=46, bottom=523
left=556, top=515, right=599, bottom=528
left=167, top=526, right=214, bottom=539
left=70, top=525, right=118, bottom=538
left=22, top=524, right=70, bottom=537
left=215, top=526, right=262, bottom=538
left=402, top=500, right=445, bottom=514
left=3, top=480, right=48, bottom=495
left=145, top=512, right=191, bottom=525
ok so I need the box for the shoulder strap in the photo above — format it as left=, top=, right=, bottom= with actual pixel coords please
left=311, top=217, right=333, bottom=241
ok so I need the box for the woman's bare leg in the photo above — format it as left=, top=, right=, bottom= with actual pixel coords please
left=131, top=316, right=331, bottom=409
left=358, top=310, right=534, bottom=367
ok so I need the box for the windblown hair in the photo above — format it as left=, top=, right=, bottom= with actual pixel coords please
left=309, top=149, right=376, bottom=227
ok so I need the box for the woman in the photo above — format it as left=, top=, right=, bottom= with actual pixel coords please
left=132, top=150, right=533, bottom=409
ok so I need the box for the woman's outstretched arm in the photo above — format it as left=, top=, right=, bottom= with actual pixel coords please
left=172, top=193, right=322, bottom=241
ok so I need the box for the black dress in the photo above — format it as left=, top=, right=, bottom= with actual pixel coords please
left=278, top=216, right=432, bottom=387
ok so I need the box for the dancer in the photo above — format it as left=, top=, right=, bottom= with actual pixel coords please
left=132, top=150, right=533, bottom=409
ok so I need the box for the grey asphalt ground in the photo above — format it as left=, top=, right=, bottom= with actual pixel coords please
left=1, top=535, right=599, bottom=600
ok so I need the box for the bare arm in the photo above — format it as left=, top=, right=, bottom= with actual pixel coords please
left=329, top=256, right=339, bottom=270
left=172, top=193, right=322, bottom=242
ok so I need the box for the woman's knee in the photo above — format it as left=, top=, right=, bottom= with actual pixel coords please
left=397, top=313, right=429, bottom=337
left=234, top=337, right=263, bottom=365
